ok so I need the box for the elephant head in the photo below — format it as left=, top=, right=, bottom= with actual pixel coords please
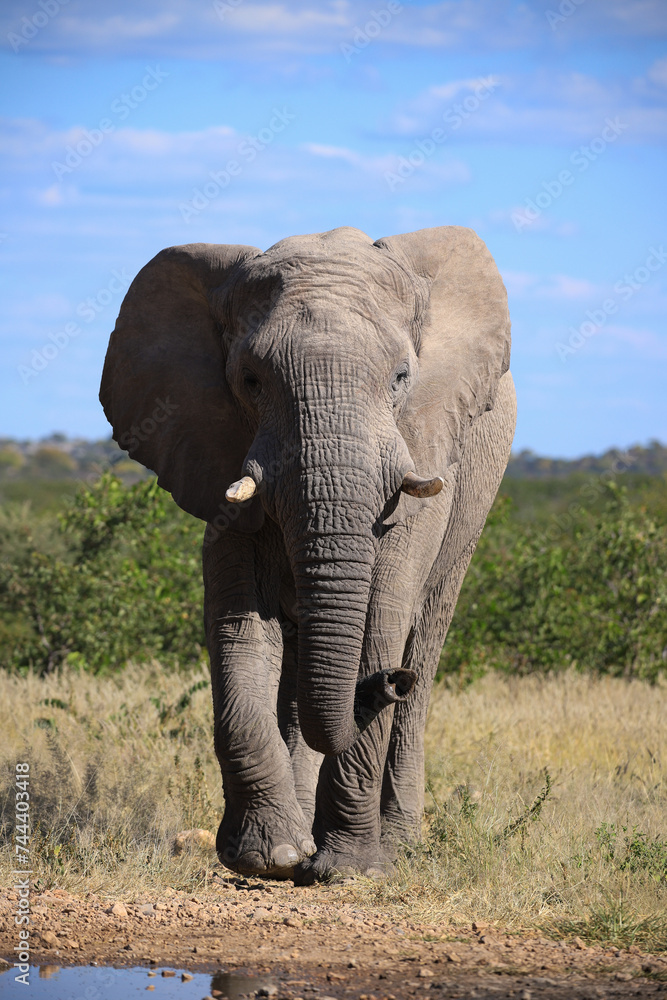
left=100, top=226, right=510, bottom=756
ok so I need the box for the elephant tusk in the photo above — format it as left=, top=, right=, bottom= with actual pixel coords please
left=225, top=476, right=257, bottom=503
left=401, top=472, right=445, bottom=498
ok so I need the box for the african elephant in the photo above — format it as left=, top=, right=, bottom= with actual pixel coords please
left=99, top=225, right=515, bottom=883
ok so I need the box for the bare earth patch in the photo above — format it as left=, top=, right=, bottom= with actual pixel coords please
left=1, top=879, right=666, bottom=998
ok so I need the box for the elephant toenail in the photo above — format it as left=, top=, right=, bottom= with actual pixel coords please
left=300, top=838, right=317, bottom=857
left=235, top=851, right=266, bottom=873
left=271, top=844, right=299, bottom=868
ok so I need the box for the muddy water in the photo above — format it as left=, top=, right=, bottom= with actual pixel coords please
left=2, top=965, right=278, bottom=999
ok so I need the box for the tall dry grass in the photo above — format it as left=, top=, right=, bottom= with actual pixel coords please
left=0, top=666, right=665, bottom=946
left=0, top=663, right=221, bottom=897
left=371, top=671, right=667, bottom=948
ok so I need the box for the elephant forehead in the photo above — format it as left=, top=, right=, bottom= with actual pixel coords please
left=234, top=241, right=422, bottom=320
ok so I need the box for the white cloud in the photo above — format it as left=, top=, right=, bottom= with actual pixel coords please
left=648, top=57, right=667, bottom=87
left=383, top=69, right=667, bottom=144
left=591, top=324, right=667, bottom=360
left=502, top=272, right=602, bottom=301
left=2, top=0, right=665, bottom=59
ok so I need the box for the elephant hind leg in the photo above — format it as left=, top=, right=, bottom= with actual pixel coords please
left=381, top=370, right=517, bottom=854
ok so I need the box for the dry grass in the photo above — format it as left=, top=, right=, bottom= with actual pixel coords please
left=0, top=663, right=221, bottom=897
left=370, top=672, right=667, bottom=948
left=1, top=666, right=665, bottom=947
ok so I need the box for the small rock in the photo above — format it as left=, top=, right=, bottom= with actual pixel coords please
left=573, top=936, right=586, bottom=950
left=181, top=973, right=193, bottom=981
left=253, top=907, right=270, bottom=920
left=108, top=901, right=128, bottom=918
left=347, top=959, right=358, bottom=968
left=444, top=952, right=461, bottom=964
left=520, top=991, right=532, bottom=1000
left=139, top=903, right=154, bottom=915
left=327, top=972, right=345, bottom=981
left=40, top=930, right=59, bottom=949
left=147, top=972, right=156, bottom=977
left=417, top=968, right=434, bottom=978
left=284, top=916, right=302, bottom=928
left=147, top=987, right=155, bottom=992
left=172, top=828, right=216, bottom=855
left=161, top=969, right=176, bottom=977
left=615, top=971, right=633, bottom=981
left=256, top=987, right=277, bottom=997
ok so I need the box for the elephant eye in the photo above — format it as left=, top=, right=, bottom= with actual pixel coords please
left=391, top=367, right=410, bottom=394
left=242, top=370, right=262, bottom=399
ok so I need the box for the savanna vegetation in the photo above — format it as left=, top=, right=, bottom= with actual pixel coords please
left=0, top=449, right=665, bottom=683
left=0, top=666, right=665, bottom=948
left=0, top=439, right=666, bottom=948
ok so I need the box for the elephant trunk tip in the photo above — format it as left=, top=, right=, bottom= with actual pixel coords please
left=298, top=668, right=418, bottom=758
left=356, top=667, right=417, bottom=709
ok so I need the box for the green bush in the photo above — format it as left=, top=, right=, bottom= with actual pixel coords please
left=0, top=473, right=204, bottom=673
left=441, top=483, right=667, bottom=684
left=1, top=472, right=665, bottom=680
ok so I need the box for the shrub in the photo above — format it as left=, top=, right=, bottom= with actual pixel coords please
left=441, top=483, right=667, bottom=684
left=0, top=473, right=204, bottom=673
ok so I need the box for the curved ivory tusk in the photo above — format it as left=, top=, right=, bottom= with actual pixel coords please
left=225, top=476, right=257, bottom=503
left=401, top=472, right=445, bottom=498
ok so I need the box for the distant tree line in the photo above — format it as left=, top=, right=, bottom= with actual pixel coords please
left=1, top=434, right=666, bottom=482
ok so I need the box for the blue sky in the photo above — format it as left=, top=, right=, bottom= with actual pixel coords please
left=0, top=0, right=665, bottom=457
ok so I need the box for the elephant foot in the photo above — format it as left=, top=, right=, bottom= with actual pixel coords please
left=294, top=846, right=389, bottom=885
left=217, top=814, right=316, bottom=880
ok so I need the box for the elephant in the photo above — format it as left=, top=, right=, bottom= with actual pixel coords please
left=99, top=225, right=515, bottom=884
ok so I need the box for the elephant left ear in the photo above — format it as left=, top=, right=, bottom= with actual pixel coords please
left=374, top=226, right=510, bottom=476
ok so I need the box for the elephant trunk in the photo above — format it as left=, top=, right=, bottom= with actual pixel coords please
left=283, top=496, right=415, bottom=757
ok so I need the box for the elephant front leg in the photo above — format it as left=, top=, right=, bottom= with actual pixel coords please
left=205, top=530, right=315, bottom=880
left=294, top=708, right=394, bottom=883
left=212, top=614, right=316, bottom=879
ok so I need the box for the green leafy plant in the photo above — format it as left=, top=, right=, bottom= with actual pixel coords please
left=441, top=483, right=667, bottom=685
left=0, top=473, right=205, bottom=673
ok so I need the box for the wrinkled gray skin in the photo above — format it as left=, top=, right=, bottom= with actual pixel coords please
left=100, top=226, right=516, bottom=884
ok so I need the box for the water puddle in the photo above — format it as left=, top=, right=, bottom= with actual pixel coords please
left=1, top=964, right=279, bottom=999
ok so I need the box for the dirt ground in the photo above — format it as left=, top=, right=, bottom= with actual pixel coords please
left=1, top=877, right=665, bottom=999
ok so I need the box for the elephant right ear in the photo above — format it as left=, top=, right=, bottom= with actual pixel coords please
left=99, top=242, right=262, bottom=524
